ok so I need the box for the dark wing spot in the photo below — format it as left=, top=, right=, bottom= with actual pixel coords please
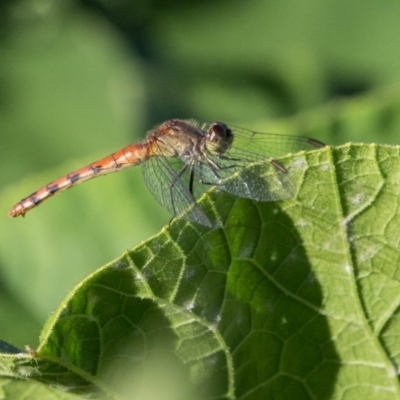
left=46, top=183, right=59, bottom=195
left=307, top=138, right=326, bottom=148
left=68, top=173, right=81, bottom=184
left=271, top=159, right=288, bottom=173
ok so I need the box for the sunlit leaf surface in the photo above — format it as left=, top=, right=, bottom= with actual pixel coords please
left=2, top=144, right=400, bottom=399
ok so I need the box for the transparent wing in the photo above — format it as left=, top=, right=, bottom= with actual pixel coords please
left=142, top=151, right=211, bottom=227
left=223, top=124, right=325, bottom=158
left=195, top=155, right=296, bottom=201
left=195, top=123, right=325, bottom=201
left=142, top=121, right=324, bottom=225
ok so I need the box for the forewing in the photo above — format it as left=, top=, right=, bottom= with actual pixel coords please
left=226, top=125, right=325, bottom=159
left=197, top=123, right=324, bottom=201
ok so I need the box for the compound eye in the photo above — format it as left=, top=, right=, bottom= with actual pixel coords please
left=207, top=122, right=234, bottom=154
left=209, top=122, right=231, bottom=142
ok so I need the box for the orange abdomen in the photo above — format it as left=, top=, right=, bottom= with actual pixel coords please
left=8, top=143, right=149, bottom=218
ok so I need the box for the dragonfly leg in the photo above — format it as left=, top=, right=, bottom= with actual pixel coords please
left=198, top=158, right=238, bottom=186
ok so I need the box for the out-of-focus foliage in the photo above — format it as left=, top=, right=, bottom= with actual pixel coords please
left=1, top=0, right=400, bottom=355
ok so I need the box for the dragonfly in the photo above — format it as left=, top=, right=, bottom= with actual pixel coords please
left=8, top=119, right=325, bottom=227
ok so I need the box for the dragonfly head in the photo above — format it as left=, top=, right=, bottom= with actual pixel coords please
left=206, top=122, right=233, bottom=155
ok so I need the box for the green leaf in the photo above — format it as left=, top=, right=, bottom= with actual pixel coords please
left=0, top=377, right=80, bottom=400
left=2, top=143, right=400, bottom=399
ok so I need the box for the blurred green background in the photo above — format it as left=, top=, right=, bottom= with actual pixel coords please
left=1, top=0, right=400, bottom=348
